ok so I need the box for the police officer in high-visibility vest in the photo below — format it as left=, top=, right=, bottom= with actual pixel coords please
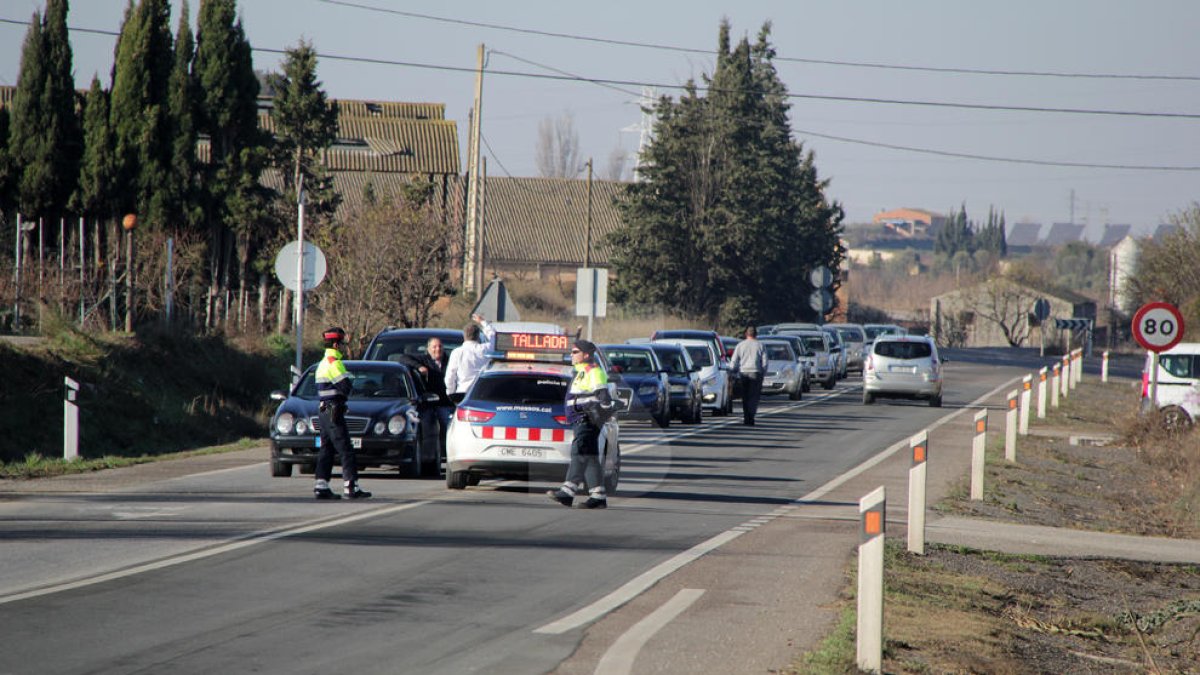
left=314, top=327, right=371, bottom=500
left=548, top=339, right=614, bottom=509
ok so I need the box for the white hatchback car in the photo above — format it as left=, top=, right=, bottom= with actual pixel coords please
left=862, top=335, right=943, bottom=407
left=1141, top=342, right=1200, bottom=429
left=653, top=338, right=732, bottom=416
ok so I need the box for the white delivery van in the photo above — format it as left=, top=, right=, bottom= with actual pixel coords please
left=1141, top=342, right=1200, bottom=428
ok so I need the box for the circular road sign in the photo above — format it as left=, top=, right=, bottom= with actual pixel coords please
left=809, top=288, right=833, bottom=314
left=809, top=266, right=832, bottom=288
left=1131, top=302, right=1185, bottom=353
left=273, top=240, right=327, bottom=292
left=1032, top=298, right=1051, bottom=322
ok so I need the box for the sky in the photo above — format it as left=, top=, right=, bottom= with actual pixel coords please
left=2, top=0, right=1199, bottom=240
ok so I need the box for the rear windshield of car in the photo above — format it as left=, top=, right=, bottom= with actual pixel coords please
left=294, top=367, right=414, bottom=400
left=764, top=343, right=794, bottom=361
left=873, top=341, right=932, bottom=360
left=365, top=336, right=463, bottom=362
left=800, top=336, right=825, bottom=352
left=470, top=375, right=569, bottom=404
left=683, top=345, right=713, bottom=367
left=604, top=349, right=657, bottom=374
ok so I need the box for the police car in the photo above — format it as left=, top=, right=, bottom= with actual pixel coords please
left=444, top=329, right=622, bottom=491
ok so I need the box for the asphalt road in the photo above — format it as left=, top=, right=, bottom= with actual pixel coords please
left=0, top=350, right=1079, bottom=675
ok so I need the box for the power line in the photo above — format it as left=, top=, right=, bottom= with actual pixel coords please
left=793, top=128, right=1200, bottom=171
left=316, top=0, right=1200, bottom=82
left=4, top=16, right=1198, bottom=120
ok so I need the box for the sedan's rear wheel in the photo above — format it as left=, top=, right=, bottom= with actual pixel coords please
left=789, top=384, right=802, bottom=401
left=929, top=394, right=943, bottom=408
left=446, top=470, right=469, bottom=490
left=822, top=375, right=836, bottom=390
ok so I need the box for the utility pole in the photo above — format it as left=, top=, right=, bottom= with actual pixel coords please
left=476, top=155, right=488, bottom=295
left=295, top=177, right=306, bottom=379
left=585, top=158, right=593, bottom=267
left=463, top=44, right=485, bottom=298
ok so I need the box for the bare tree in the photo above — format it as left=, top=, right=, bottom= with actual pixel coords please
left=314, top=187, right=459, bottom=346
left=974, top=279, right=1036, bottom=347
left=535, top=111, right=582, bottom=178
left=603, top=144, right=627, bottom=181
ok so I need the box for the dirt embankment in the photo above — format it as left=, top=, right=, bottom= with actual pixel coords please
left=798, top=378, right=1200, bottom=674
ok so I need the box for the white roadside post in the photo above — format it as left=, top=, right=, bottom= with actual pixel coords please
left=1102, top=350, right=1110, bottom=383
left=1005, top=390, right=1019, bottom=462
left=1051, top=363, right=1061, bottom=409
left=907, top=431, right=928, bottom=555
left=857, top=486, right=886, bottom=674
left=1060, top=355, right=1070, bottom=400
left=1037, top=367, right=1048, bottom=419
left=1018, top=375, right=1032, bottom=435
left=1073, top=348, right=1083, bottom=387
left=971, top=409, right=987, bottom=500
left=63, top=376, right=80, bottom=460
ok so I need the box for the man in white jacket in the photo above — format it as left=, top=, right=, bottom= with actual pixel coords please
left=444, top=313, right=495, bottom=399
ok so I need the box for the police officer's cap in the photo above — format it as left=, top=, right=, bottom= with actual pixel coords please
left=323, top=326, right=347, bottom=343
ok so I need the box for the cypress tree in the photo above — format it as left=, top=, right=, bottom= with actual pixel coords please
left=164, top=0, right=200, bottom=232
left=10, top=12, right=53, bottom=219
left=44, top=0, right=83, bottom=218
left=267, top=39, right=340, bottom=218
left=76, top=75, right=118, bottom=220
left=0, top=107, right=13, bottom=217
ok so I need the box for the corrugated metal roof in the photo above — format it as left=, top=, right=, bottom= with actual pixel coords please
left=1097, top=224, right=1131, bottom=248
left=333, top=100, right=445, bottom=120
left=1006, top=222, right=1042, bottom=247
left=1041, top=222, right=1085, bottom=246
left=482, top=177, right=625, bottom=266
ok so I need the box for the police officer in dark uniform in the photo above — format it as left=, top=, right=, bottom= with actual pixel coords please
left=547, top=339, right=614, bottom=509
left=314, top=327, right=371, bottom=500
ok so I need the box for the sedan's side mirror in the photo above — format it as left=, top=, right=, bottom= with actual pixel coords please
left=270, top=390, right=287, bottom=401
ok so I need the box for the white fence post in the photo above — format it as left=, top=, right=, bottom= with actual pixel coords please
left=1051, top=364, right=1061, bottom=409
left=1101, top=350, right=1109, bottom=383
left=1018, top=375, right=1032, bottom=435
left=857, top=486, right=886, bottom=674
left=1060, top=356, right=1070, bottom=400
left=907, top=431, right=928, bottom=555
left=63, top=377, right=80, bottom=460
left=1005, top=390, right=1018, bottom=463
left=971, top=410, right=987, bottom=500
left=1037, top=367, right=1048, bottom=419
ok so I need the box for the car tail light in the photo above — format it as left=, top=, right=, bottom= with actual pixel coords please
left=456, top=408, right=495, bottom=423
left=553, top=415, right=569, bottom=425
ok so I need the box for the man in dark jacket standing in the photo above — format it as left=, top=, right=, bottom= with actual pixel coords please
left=397, top=338, right=453, bottom=472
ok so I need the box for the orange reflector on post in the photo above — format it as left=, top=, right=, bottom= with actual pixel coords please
left=1008, top=396, right=1018, bottom=410
left=912, top=444, right=926, bottom=464
left=976, top=420, right=986, bottom=433
left=865, top=511, right=882, bottom=535
left=1023, top=380, right=1032, bottom=391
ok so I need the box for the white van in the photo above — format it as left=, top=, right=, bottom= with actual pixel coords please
left=1141, top=342, right=1200, bottom=428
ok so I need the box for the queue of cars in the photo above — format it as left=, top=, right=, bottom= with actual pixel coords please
left=267, top=319, right=925, bottom=491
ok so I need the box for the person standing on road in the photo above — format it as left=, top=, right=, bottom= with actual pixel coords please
left=729, top=326, right=768, bottom=426
left=444, top=313, right=495, bottom=401
left=398, top=337, right=453, bottom=467
left=314, top=327, right=371, bottom=500
left=548, top=340, right=614, bottom=509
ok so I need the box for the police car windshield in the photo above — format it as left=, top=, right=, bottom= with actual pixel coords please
left=471, top=375, right=570, bottom=404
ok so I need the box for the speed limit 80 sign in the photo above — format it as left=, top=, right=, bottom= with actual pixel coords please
left=1132, top=302, right=1185, bottom=352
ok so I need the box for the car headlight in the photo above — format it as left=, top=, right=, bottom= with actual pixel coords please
left=275, top=412, right=294, bottom=434
left=295, top=417, right=309, bottom=434
left=388, top=414, right=406, bottom=435
left=637, top=384, right=658, bottom=396
left=374, top=420, right=386, bottom=435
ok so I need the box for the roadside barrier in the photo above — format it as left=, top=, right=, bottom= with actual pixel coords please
left=857, top=486, right=886, bottom=674
left=971, top=409, right=987, bottom=500
left=1037, top=367, right=1048, bottom=419
left=1060, top=355, right=1070, bottom=400
left=63, top=376, right=79, bottom=460
left=907, top=431, right=928, bottom=555
left=1051, top=364, right=1061, bottom=408
left=1018, top=375, right=1032, bottom=435
left=1005, top=390, right=1018, bottom=462
left=1102, top=350, right=1110, bottom=383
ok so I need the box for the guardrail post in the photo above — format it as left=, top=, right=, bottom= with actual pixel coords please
left=971, top=409, right=987, bottom=500
left=857, top=486, right=886, bottom=674
left=1005, top=390, right=1018, bottom=462
left=1060, top=356, right=1070, bottom=400
left=1051, top=363, right=1061, bottom=409
left=63, top=376, right=80, bottom=460
left=1101, top=350, right=1109, bottom=383
left=907, top=431, right=928, bottom=555
left=1018, top=375, right=1032, bottom=435
left=1037, top=367, right=1048, bottom=419
left=1073, top=349, right=1083, bottom=387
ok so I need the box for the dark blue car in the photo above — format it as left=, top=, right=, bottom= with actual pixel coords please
left=600, top=343, right=670, bottom=428
left=648, top=342, right=704, bottom=424
left=269, top=361, right=440, bottom=478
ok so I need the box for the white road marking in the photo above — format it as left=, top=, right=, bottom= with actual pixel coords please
left=0, top=500, right=430, bottom=606
left=533, top=530, right=741, bottom=635
left=593, top=588, right=705, bottom=675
